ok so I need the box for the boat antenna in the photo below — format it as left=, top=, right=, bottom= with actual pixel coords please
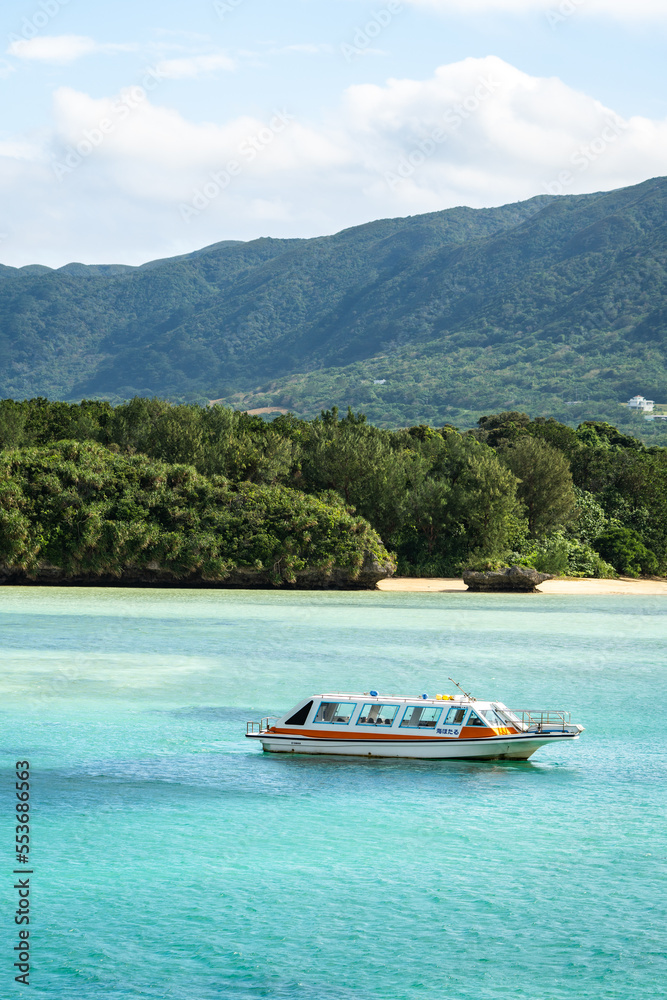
left=448, top=677, right=476, bottom=701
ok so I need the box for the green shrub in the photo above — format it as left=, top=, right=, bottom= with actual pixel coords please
left=529, top=536, right=571, bottom=576
left=0, top=441, right=394, bottom=584
left=594, top=526, right=659, bottom=578
left=511, top=532, right=616, bottom=578
left=459, top=556, right=508, bottom=573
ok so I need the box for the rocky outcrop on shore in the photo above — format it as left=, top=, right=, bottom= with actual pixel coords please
left=463, top=565, right=553, bottom=593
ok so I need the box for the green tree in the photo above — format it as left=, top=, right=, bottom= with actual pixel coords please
left=475, top=412, right=531, bottom=448
left=0, top=401, right=27, bottom=449
left=499, top=436, right=576, bottom=537
left=299, top=409, right=404, bottom=534
left=568, top=488, right=611, bottom=543
left=392, top=433, right=524, bottom=573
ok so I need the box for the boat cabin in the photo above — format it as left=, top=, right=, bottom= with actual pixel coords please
left=271, top=692, right=519, bottom=739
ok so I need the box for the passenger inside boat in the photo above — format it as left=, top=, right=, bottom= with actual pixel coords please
left=357, top=703, right=398, bottom=726
left=466, top=710, right=489, bottom=728
left=464, top=708, right=506, bottom=728
left=443, top=707, right=467, bottom=725
left=399, top=706, right=442, bottom=729
left=314, top=701, right=356, bottom=724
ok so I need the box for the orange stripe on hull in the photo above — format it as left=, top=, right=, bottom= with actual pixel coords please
left=459, top=726, right=517, bottom=738
left=271, top=728, right=439, bottom=740
left=270, top=726, right=517, bottom=740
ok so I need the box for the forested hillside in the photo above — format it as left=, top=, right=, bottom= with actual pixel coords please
left=1, top=398, right=665, bottom=583
left=1, top=177, right=666, bottom=434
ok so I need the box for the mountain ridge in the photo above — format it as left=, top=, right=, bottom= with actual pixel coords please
left=1, top=177, right=665, bottom=433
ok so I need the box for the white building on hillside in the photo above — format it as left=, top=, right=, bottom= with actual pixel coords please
left=627, top=394, right=654, bottom=412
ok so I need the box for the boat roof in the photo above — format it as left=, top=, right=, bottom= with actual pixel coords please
left=312, top=693, right=493, bottom=706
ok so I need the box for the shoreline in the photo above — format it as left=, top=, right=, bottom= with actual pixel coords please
left=0, top=576, right=664, bottom=595
left=377, top=576, right=667, bottom=595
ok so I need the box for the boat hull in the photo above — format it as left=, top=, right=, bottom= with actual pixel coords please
left=247, top=732, right=579, bottom=760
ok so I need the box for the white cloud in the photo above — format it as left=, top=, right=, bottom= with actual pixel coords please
left=7, top=35, right=136, bottom=64
left=45, top=85, right=345, bottom=201
left=152, top=53, right=236, bottom=79
left=0, top=56, right=666, bottom=266
left=6, top=35, right=236, bottom=78
left=406, top=0, right=667, bottom=17
left=8, top=35, right=97, bottom=62
left=338, top=57, right=667, bottom=207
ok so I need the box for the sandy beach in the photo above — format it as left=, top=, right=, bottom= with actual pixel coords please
left=377, top=577, right=667, bottom=595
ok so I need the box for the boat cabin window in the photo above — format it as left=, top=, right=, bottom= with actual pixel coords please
left=314, top=702, right=357, bottom=725
left=357, top=704, right=398, bottom=727
left=443, top=706, right=468, bottom=726
left=399, top=706, right=442, bottom=729
left=466, top=710, right=490, bottom=728
left=284, top=700, right=313, bottom=726
left=480, top=708, right=507, bottom=727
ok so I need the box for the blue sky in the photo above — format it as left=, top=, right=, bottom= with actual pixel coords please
left=1, top=0, right=666, bottom=266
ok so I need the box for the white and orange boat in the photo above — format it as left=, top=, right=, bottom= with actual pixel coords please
left=246, top=682, right=584, bottom=761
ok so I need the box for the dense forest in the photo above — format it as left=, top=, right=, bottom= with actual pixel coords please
left=1, top=177, right=666, bottom=437
left=1, top=397, right=665, bottom=585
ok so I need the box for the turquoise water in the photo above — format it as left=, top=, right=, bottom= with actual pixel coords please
left=1, top=587, right=665, bottom=999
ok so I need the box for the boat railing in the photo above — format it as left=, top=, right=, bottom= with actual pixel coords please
left=246, top=717, right=277, bottom=735
left=508, top=710, right=571, bottom=733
